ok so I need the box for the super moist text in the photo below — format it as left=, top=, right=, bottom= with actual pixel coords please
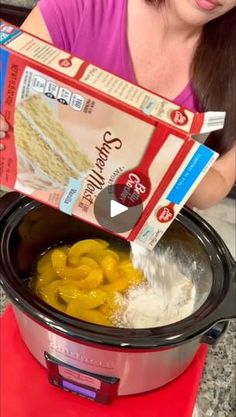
left=80, top=131, right=122, bottom=207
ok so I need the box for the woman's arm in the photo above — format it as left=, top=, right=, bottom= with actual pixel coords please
left=20, top=6, right=52, bottom=42
left=187, top=143, right=236, bottom=209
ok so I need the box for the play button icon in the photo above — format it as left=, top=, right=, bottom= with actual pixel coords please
left=94, top=184, right=143, bottom=234
left=110, top=200, right=128, bottom=218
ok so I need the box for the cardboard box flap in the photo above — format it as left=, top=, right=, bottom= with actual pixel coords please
left=1, top=20, right=225, bottom=138
left=191, top=111, right=226, bottom=135
left=79, top=64, right=226, bottom=135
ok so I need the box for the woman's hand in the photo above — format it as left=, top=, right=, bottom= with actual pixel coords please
left=187, top=143, right=236, bottom=209
left=0, top=114, right=9, bottom=139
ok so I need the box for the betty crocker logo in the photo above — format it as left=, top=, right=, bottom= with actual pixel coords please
left=156, top=204, right=175, bottom=223
left=170, top=109, right=188, bottom=126
left=116, top=171, right=150, bottom=207
left=58, top=58, right=73, bottom=68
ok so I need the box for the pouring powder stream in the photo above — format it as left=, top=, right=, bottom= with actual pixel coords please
left=112, top=243, right=196, bottom=328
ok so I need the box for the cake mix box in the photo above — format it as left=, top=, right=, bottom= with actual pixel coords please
left=0, top=21, right=225, bottom=249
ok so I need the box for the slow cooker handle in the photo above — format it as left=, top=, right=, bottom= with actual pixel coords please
left=201, top=321, right=229, bottom=346
left=0, top=192, right=23, bottom=220
left=207, top=255, right=236, bottom=326
left=217, top=256, right=236, bottom=320
left=200, top=256, right=236, bottom=345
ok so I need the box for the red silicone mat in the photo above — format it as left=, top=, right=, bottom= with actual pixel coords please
left=0, top=306, right=208, bottom=417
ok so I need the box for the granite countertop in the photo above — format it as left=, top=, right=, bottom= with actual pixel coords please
left=0, top=191, right=235, bottom=417
left=195, top=320, right=236, bottom=417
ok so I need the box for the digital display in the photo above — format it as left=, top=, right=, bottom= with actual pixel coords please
left=62, top=380, right=96, bottom=399
left=58, top=365, right=101, bottom=389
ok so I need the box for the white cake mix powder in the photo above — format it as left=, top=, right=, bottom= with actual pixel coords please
left=113, top=243, right=196, bottom=328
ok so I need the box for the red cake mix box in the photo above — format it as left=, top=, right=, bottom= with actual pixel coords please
left=0, top=20, right=225, bottom=248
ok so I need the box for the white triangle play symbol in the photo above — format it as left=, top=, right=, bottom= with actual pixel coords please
left=110, top=200, right=128, bottom=218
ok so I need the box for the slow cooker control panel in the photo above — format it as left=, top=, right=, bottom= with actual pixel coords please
left=45, top=352, right=119, bottom=404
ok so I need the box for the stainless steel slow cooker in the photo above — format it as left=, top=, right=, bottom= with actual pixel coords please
left=0, top=192, right=235, bottom=404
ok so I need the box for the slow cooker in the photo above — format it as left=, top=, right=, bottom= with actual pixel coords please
left=0, top=192, right=235, bottom=404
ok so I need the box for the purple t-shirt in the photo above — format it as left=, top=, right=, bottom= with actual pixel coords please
left=38, top=0, right=197, bottom=110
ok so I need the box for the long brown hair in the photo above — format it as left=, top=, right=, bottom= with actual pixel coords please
left=145, top=0, right=236, bottom=154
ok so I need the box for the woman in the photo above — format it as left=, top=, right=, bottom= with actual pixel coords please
left=1, top=0, right=235, bottom=208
